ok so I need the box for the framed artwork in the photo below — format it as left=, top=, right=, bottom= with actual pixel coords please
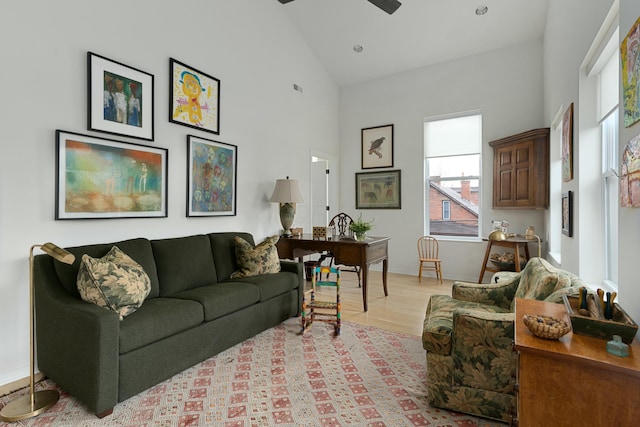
left=620, top=133, right=640, bottom=207
left=621, top=16, right=640, bottom=128
left=561, top=191, right=573, bottom=237
left=187, top=135, right=237, bottom=216
left=87, top=52, right=154, bottom=141
left=355, top=169, right=401, bottom=209
left=170, top=58, right=220, bottom=135
left=56, top=130, right=167, bottom=219
left=361, top=124, right=394, bottom=169
left=562, top=103, right=574, bottom=182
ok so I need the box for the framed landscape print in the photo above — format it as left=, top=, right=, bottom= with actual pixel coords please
left=56, top=130, right=167, bottom=219
left=561, top=191, right=573, bottom=237
left=361, top=124, right=394, bottom=169
left=170, top=58, right=220, bottom=135
left=187, top=135, right=237, bottom=216
left=87, top=52, right=154, bottom=141
left=355, top=169, right=401, bottom=209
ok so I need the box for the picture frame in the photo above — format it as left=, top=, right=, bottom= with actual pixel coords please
left=621, top=16, right=640, bottom=128
left=355, top=169, right=401, bottom=209
left=170, top=58, right=220, bottom=135
left=56, top=130, right=168, bottom=220
left=562, top=191, right=573, bottom=237
left=187, top=135, right=237, bottom=217
left=562, top=103, right=574, bottom=182
left=361, top=124, right=394, bottom=169
left=87, top=52, right=154, bottom=141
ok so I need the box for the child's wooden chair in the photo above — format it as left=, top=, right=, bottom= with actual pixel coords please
left=301, top=266, right=341, bottom=336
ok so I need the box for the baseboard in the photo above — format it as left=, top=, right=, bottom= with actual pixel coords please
left=0, top=373, right=44, bottom=397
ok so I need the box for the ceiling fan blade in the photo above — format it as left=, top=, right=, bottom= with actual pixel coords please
left=278, top=0, right=295, bottom=4
left=367, top=0, right=402, bottom=14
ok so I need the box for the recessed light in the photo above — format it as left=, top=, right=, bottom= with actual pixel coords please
left=353, top=45, right=364, bottom=53
left=475, top=6, right=488, bottom=15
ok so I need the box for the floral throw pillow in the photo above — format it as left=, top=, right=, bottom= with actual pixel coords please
left=77, top=246, right=151, bottom=320
left=230, top=236, right=281, bottom=279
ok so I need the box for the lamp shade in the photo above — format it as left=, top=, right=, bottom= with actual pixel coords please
left=270, top=177, right=304, bottom=204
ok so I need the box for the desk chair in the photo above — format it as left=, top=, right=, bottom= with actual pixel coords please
left=301, top=266, right=341, bottom=336
left=418, top=236, right=443, bottom=284
left=317, top=213, right=361, bottom=286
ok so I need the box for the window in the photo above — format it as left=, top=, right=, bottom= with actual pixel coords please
left=442, top=200, right=450, bottom=220
left=424, top=113, right=481, bottom=238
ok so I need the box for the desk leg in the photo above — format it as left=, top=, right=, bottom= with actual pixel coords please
left=478, top=241, right=493, bottom=283
left=514, top=244, right=522, bottom=272
left=361, top=263, right=369, bottom=312
left=382, top=258, right=388, bottom=297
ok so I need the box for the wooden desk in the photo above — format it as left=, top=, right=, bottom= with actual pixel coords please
left=477, top=237, right=536, bottom=283
left=513, top=298, right=640, bottom=426
left=276, top=235, right=389, bottom=312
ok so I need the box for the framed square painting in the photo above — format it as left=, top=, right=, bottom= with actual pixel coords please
left=56, top=130, right=167, bottom=219
left=87, top=52, right=154, bottom=141
left=561, top=191, right=573, bottom=237
left=355, top=169, right=401, bottom=209
left=361, top=124, right=394, bottom=169
left=187, top=135, right=237, bottom=216
left=170, top=58, right=220, bottom=135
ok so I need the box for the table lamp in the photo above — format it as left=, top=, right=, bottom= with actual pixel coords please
left=0, top=243, right=75, bottom=422
left=270, top=177, right=303, bottom=237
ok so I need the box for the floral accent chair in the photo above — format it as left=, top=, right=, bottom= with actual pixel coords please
left=422, top=257, right=583, bottom=421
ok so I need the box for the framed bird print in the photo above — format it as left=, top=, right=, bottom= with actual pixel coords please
left=361, top=124, right=394, bottom=169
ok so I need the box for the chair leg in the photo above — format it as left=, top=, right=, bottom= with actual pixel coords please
left=418, top=261, right=423, bottom=283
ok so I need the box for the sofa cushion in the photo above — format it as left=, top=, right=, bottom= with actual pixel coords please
left=230, top=235, right=281, bottom=279
left=170, top=282, right=260, bottom=321
left=208, top=232, right=255, bottom=281
left=152, top=235, right=217, bottom=296
left=510, top=257, right=566, bottom=310
left=119, top=297, right=204, bottom=354
left=76, top=246, right=151, bottom=320
left=233, top=271, right=298, bottom=301
left=423, top=294, right=510, bottom=356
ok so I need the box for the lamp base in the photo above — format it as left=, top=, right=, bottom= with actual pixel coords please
left=0, top=389, right=59, bottom=422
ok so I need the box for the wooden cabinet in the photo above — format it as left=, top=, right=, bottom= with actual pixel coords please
left=490, top=128, right=549, bottom=209
left=513, top=298, right=640, bottom=426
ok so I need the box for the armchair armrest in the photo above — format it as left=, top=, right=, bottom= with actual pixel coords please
left=451, top=309, right=517, bottom=394
left=452, top=276, right=519, bottom=310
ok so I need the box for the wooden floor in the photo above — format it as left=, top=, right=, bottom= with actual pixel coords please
left=310, top=269, right=454, bottom=337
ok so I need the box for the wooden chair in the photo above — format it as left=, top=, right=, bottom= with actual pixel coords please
left=418, top=236, right=443, bottom=284
left=317, top=213, right=361, bottom=286
left=301, top=266, right=341, bottom=336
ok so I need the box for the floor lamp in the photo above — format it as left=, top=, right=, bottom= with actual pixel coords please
left=0, top=243, right=75, bottom=422
left=270, top=177, right=304, bottom=237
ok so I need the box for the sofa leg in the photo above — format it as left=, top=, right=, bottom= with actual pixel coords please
left=95, top=408, right=113, bottom=418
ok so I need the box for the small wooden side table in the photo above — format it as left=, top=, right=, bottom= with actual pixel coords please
left=513, top=298, right=640, bottom=426
left=477, top=237, right=537, bottom=283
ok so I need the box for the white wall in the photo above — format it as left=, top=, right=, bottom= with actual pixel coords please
left=339, top=40, right=546, bottom=282
left=0, top=0, right=339, bottom=387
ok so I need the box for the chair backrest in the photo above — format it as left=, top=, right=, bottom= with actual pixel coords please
left=329, top=213, right=354, bottom=237
left=417, top=236, right=439, bottom=259
left=312, top=265, right=341, bottom=288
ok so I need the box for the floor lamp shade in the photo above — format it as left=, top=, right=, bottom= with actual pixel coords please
left=0, top=243, right=75, bottom=422
left=270, top=177, right=303, bottom=236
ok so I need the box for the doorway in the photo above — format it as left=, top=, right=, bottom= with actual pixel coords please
left=310, top=151, right=338, bottom=229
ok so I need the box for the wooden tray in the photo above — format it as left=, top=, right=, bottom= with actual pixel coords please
left=562, top=294, right=638, bottom=344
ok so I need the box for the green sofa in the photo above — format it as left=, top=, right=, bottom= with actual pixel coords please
left=422, top=257, right=583, bottom=421
left=33, top=232, right=302, bottom=418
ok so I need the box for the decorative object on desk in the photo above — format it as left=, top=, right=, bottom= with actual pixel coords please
left=562, top=103, right=574, bottom=181
left=55, top=130, right=168, bottom=220
left=290, top=227, right=303, bottom=237
left=187, top=135, right=237, bottom=217
left=522, top=314, right=571, bottom=340
left=621, top=16, right=640, bottom=128
left=563, top=294, right=639, bottom=344
left=561, top=191, right=573, bottom=236
left=607, top=335, right=630, bottom=357
left=270, top=176, right=304, bottom=237
left=355, top=169, right=401, bottom=209
left=169, top=58, right=220, bottom=135
left=488, top=229, right=507, bottom=241
left=361, top=124, right=394, bottom=169
left=0, top=243, right=75, bottom=422
left=312, top=226, right=329, bottom=240
left=348, top=213, right=373, bottom=241
left=525, top=226, right=535, bottom=239
left=87, top=52, right=154, bottom=141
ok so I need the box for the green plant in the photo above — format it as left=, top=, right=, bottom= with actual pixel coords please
left=349, top=214, right=373, bottom=238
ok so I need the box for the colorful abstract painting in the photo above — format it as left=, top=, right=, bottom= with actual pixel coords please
left=187, top=135, right=237, bottom=216
left=170, top=59, right=220, bottom=135
left=56, top=130, right=167, bottom=219
left=622, top=16, right=640, bottom=128
left=620, top=133, right=640, bottom=207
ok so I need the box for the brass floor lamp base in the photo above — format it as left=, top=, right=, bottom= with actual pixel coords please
left=0, top=389, right=59, bottom=422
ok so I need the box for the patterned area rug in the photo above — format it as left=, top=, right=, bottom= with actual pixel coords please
left=0, top=319, right=505, bottom=426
